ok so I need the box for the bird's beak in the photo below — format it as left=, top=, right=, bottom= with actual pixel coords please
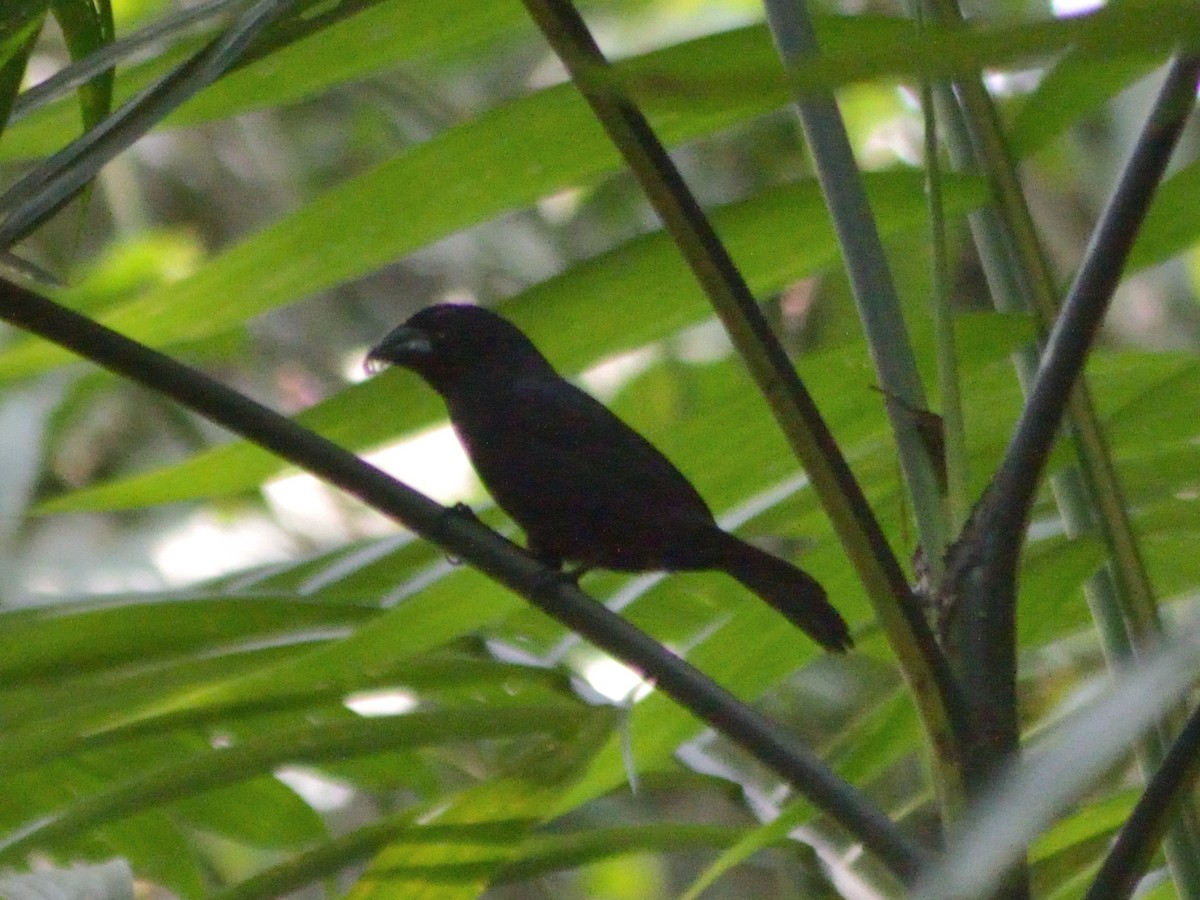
left=364, top=325, right=432, bottom=375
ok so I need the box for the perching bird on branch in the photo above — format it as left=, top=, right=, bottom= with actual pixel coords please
left=367, top=304, right=851, bottom=652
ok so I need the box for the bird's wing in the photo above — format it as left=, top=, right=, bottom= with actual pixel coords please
left=508, top=378, right=706, bottom=500
left=448, top=375, right=720, bottom=570
left=452, top=375, right=711, bottom=526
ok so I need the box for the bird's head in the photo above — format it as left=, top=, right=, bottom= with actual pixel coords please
left=365, top=304, right=555, bottom=395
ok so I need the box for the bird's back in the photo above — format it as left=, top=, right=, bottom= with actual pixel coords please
left=447, top=373, right=718, bottom=571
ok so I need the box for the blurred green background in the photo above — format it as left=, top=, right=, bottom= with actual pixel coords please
left=3, top=0, right=1200, bottom=896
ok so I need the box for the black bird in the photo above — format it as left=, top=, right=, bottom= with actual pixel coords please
left=366, top=304, right=851, bottom=652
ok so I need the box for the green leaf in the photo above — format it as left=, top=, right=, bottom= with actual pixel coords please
left=1010, top=51, right=1160, bottom=158
left=0, top=2, right=46, bottom=141
left=217, top=711, right=617, bottom=899
left=628, top=6, right=1198, bottom=110
left=0, top=594, right=378, bottom=684
left=3, top=0, right=519, bottom=160
left=35, top=170, right=987, bottom=512
left=1030, top=788, right=1137, bottom=862
left=50, top=0, right=115, bottom=131
left=172, top=775, right=326, bottom=848
left=0, top=706, right=593, bottom=865
left=85, top=810, right=204, bottom=898
left=680, top=801, right=817, bottom=900
left=1128, top=157, right=1200, bottom=273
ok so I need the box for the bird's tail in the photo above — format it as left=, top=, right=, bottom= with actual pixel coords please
left=713, top=532, right=852, bottom=652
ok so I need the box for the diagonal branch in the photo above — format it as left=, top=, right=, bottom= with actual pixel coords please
left=992, top=54, right=1200, bottom=529
left=1084, top=696, right=1200, bottom=900
left=947, top=53, right=1200, bottom=773
left=0, top=274, right=926, bottom=883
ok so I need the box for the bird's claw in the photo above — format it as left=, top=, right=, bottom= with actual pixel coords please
left=441, top=502, right=485, bottom=566
left=449, top=502, right=483, bottom=525
left=562, top=564, right=591, bottom=585
left=524, top=545, right=592, bottom=591
left=531, top=564, right=589, bottom=596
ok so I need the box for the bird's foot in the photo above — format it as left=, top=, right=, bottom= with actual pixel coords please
left=441, top=502, right=485, bottom=566
left=531, top=565, right=591, bottom=597
left=562, top=564, right=591, bottom=585
left=449, top=502, right=483, bottom=525
left=526, top=543, right=563, bottom=570
left=527, top=547, right=590, bottom=584
left=525, top=549, right=592, bottom=594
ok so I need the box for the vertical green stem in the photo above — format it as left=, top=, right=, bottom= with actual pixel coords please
left=920, top=73, right=969, bottom=532
left=763, top=0, right=948, bottom=586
